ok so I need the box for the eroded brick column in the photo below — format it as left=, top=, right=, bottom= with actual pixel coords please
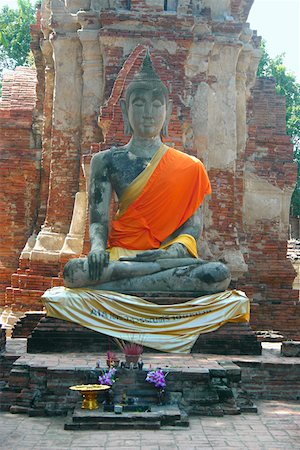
left=60, top=14, right=104, bottom=259
left=77, top=13, right=104, bottom=154
left=205, top=39, right=247, bottom=279
left=20, top=40, right=55, bottom=267
left=31, top=32, right=83, bottom=262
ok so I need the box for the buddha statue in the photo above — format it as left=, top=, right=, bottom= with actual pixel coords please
left=63, top=52, right=231, bottom=295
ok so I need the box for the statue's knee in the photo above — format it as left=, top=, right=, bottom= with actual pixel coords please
left=213, top=262, right=231, bottom=281
left=63, top=260, right=74, bottom=285
left=195, top=261, right=231, bottom=284
left=63, top=258, right=89, bottom=288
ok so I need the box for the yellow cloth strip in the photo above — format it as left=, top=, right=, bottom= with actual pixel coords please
left=42, top=288, right=250, bottom=353
left=109, top=247, right=146, bottom=261
left=109, top=234, right=198, bottom=260
left=160, top=234, right=198, bottom=258
left=117, top=143, right=168, bottom=218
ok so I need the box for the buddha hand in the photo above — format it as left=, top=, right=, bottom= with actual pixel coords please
left=119, top=243, right=189, bottom=262
left=88, top=249, right=110, bottom=280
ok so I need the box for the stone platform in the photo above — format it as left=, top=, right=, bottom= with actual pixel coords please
left=0, top=338, right=260, bottom=420
left=1, top=338, right=300, bottom=426
left=9, top=291, right=262, bottom=355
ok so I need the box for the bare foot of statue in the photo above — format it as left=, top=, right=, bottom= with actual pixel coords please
left=63, top=51, right=231, bottom=295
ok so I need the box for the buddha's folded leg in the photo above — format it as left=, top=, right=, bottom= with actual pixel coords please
left=63, top=258, right=203, bottom=288
left=63, top=256, right=205, bottom=288
left=97, top=261, right=231, bottom=294
left=63, top=257, right=162, bottom=288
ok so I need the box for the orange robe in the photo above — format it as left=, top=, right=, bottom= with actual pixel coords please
left=108, top=146, right=211, bottom=251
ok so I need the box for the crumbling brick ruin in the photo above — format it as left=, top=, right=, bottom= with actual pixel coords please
left=0, top=0, right=299, bottom=338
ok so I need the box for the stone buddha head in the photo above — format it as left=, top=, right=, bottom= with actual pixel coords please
left=120, top=52, right=173, bottom=138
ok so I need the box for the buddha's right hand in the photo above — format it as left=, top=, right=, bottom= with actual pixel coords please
left=88, top=249, right=109, bottom=281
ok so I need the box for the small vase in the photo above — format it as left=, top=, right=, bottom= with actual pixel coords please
left=157, top=389, right=165, bottom=406
left=105, top=388, right=114, bottom=405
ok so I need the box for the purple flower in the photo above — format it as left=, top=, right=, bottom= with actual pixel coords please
left=98, top=367, right=117, bottom=386
left=146, top=369, right=166, bottom=389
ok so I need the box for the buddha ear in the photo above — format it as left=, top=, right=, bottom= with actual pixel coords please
left=120, top=98, right=132, bottom=136
left=162, top=99, right=172, bottom=137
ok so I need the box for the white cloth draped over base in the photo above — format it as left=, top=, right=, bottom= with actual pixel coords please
left=41, top=288, right=250, bottom=354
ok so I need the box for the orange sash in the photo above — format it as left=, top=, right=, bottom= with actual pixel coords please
left=108, top=147, right=211, bottom=250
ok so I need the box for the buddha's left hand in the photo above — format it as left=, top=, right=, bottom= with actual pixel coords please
left=119, top=243, right=189, bottom=262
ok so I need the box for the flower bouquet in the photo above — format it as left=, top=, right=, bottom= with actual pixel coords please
left=98, top=367, right=117, bottom=405
left=98, top=367, right=117, bottom=386
left=146, top=369, right=167, bottom=405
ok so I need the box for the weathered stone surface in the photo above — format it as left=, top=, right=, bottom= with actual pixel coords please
left=182, top=386, right=219, bottom=404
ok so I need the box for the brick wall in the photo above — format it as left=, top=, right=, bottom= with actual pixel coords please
left=0, top=67, right=40, bottom=307
left=238, top=360, right=300, bottom=400
left=239, top=78, right=299, bottom=338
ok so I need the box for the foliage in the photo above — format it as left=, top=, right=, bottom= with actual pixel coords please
left=257, top=40, right=300, bottom=149
left=257, top=40, right=300, bottom=216
left=0, top=0, right=35, bottom=92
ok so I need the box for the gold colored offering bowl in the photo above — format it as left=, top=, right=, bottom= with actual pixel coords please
left=69, top=384, right=110, bottom=410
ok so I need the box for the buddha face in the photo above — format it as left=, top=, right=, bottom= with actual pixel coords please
left=120, top=81, right=172, bottom=138
left=127, top=88, right=167, bottom=138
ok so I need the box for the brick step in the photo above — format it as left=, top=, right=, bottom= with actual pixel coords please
left=73, top=411, right=163, bottom=423
left=65, top=404, right=187, bottom=430
left=103, top=403, right=150, bottom=412
left=64, top=420, right=161, bottom=430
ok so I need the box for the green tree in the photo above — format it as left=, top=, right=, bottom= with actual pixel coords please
left=257, top=40, right=300, bottom=217
left=0, top=0, right=35, bottom=92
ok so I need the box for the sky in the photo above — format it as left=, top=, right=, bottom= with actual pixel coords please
left=0, top=0, right=299, bottom=82
left=248, top=0, right=300, bottom=82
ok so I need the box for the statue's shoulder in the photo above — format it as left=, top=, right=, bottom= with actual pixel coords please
left=168, top=147, right=202, bottom=165
left=91, top=146, right=120, bottom=166
left=91, top=146, right=130, bottom=174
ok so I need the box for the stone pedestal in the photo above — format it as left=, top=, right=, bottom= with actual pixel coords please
left=27, top=293, right=261, bottom=355
left=2, top=350, right=256, bottom=418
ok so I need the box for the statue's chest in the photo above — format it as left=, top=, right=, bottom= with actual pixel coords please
left=109, top=152, right=151, bottom=196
